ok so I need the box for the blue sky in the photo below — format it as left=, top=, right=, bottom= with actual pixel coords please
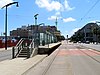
left=0, top=0, right=100, bottom=38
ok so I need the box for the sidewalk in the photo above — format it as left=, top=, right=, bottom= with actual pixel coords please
left=0, top=55, right=47, bottom=75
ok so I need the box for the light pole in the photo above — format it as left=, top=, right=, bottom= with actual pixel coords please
left=2, top=2, right=19, bottom=50
left=34, top=14, right=39, bottom=26
left=34, top=14, right=39, bottom=48
left=67, top=35, right=68, bottom=43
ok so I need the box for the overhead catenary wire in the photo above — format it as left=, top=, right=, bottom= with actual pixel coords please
left=8, top=14, right=32, bottom=18
left=80, top=0, right=100, bottom=21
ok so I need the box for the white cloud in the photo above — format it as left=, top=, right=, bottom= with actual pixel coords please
left=48, top=15, right=57, bottom=20
left=63, top=17, right=76, bottom=22
left=64, top=0, right=74, bottom=11
left=0, top=0, right=13, bottom=8
left=35, top=0, right=63, bottom=11
left=48, top=15, right=62, bottom=20
left=35, top=0, right=73, bottom=11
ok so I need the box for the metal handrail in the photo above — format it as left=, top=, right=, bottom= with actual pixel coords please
left=12, top=38, right=35, bottom=58
left=16, top=38, right=23, bottom=46
left=28, top=39, right=34, bottom=57
left=14, top=38, right=24, bottom=58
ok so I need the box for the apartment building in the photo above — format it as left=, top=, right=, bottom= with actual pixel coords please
left=71, top=22, right=100, bottom=43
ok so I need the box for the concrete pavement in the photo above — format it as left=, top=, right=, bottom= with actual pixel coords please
left=0, top=55, right=47, bottom=75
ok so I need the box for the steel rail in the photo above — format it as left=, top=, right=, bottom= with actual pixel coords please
left=41, top=46, right=61, bottom=75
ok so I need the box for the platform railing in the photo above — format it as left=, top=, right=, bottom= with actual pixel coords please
left=29, top=39, right=34, bottom=55
left=12, top=38, right=24, bottom=58
left=12, top=38, right=36, bottom=59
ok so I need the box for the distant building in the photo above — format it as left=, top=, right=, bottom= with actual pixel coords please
left=71, top=22, right=100, bottom=43
left=10, top=25, right=64, bottom=42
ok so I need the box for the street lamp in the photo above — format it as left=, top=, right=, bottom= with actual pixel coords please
left=34, top=14, right=39, bottom=48
left=67, top=35, right=68, bottom=43
left=2, top=2, right=19, bottom=50
left=34, top=14, right=39, bottom=25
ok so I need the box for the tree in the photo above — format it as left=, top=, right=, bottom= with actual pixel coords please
left=92, top=27, right=99, bottom=43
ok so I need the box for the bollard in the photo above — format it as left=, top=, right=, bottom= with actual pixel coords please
left=12, top=47, right=15, bottom=59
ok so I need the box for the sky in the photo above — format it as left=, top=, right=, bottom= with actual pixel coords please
left=0, top=0, right=100, bottom=38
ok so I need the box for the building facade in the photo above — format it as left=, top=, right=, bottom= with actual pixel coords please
left=71, top=22, right=100, bottom=43
left=10, top=25, right=64, bottom=45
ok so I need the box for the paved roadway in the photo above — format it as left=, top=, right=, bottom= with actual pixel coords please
left=79, top=43, right=100, bottom=51
left=23, top=41, right=100, bottom=75
left=0, top=48, right=12, bottom=61
left=68, top=43, right=100, bottom=75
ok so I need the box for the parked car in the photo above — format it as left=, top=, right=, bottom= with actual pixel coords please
left=86, top=41, right=90, bottom=44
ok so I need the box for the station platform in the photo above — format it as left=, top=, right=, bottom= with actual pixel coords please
left=38, top=42, right=61, bottom=54
left=0, top=42, right=61, bottom=75
left=0, top=55, right=47, bottom=75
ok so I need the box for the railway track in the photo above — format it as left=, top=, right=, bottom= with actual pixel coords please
left=76, top=45, right=100, bottom=63
left=79, top=49, right=100, bottom=63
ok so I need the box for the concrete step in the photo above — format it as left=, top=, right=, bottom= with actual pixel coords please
left=18, top=49, right=28, bottom=57
left=18, top=55, right=27, bottom=57
left=20, top=51, right=27, bottom=53
left=19, top=53, right=27, bottom=55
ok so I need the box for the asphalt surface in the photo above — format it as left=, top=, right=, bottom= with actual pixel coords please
left=0, top=48, right=12, bottom=61
left=68, top=43, right=100, bottom=75
left=79, top=43, right=100, bottom=51
left=23, top=41, right=100, bottom=75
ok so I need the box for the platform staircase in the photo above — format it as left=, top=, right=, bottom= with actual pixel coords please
left=12, top=38, right=38, bottom=58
